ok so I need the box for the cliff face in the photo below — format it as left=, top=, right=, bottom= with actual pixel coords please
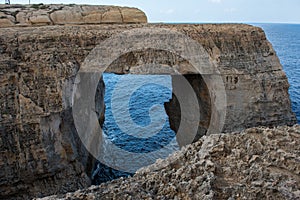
left=0, top=4, right=297, bottom=199
left=0, top=27, right=106, bottom=199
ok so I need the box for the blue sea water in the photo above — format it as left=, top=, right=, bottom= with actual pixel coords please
left=102, top=74, right=178, bottom=153
left=92, top=74, right=179, bottom=184
left=93, top=23, right=300, bottom=184
left=255, top=23, right=300, bottom=123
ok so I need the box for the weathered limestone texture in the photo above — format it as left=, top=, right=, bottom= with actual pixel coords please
left=0, top=7, right=297, bottom=199
left=38, top=125, right=300, bottom=200
left=0, top=4, right=147, bottom=27
left=0, top=42, right=106, bottom=199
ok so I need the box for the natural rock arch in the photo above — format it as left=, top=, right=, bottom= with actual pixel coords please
left=104, top=49, right=212, bottom=147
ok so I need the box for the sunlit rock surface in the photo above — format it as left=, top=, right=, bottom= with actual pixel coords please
left=39, top=125, right=300, bottom=200
left=0, top=4, right=147, bottom=27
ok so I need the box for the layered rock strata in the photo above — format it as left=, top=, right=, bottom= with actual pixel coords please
left=0, top=6, right=297, bottom=199
left=0, top=4, right=147, bottom=27
left=39, top=125, right=300, bottom=200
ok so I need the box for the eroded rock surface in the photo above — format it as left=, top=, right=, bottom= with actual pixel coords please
left=39, top=125, right=300, bottom=200
left=0, top=4, right=147, bottom=27
left=0, top=20, right=297, bottom=199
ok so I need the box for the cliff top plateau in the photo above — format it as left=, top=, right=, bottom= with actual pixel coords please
left=0, top=4, right=147, bottom=27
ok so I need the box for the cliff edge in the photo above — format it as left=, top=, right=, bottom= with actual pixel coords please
left=0, top=4, right=147, bottom=27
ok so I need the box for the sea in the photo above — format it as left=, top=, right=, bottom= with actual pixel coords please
left=92, top=23, right=300, bottom=184
left=92, top=74, right=179, bottom=184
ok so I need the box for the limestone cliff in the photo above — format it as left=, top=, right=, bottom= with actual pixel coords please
left=0, top=4, right=297, bottom=200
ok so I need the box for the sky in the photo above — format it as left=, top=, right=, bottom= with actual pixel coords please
left=9, top=0, right=300, bottom=24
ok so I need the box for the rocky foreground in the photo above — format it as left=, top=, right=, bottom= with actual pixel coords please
left=40, top=125, right=300, bottom=200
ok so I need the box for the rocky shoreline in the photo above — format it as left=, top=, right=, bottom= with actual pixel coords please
left=39, top=125, right=300, bottom=200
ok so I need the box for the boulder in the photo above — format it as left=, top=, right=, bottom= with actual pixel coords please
left=0, top=18, right=14, bottom=27
left=121, top=7, right=147, bottom=23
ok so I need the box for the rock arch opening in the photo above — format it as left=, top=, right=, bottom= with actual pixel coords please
left=92, top=50, right=212, bottom=184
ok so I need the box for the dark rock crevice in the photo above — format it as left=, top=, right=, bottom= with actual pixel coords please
left=165, top=74, right=212, bottom=147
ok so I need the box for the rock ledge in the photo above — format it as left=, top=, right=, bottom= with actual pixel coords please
left=0, top=4, right=147, bottom=27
